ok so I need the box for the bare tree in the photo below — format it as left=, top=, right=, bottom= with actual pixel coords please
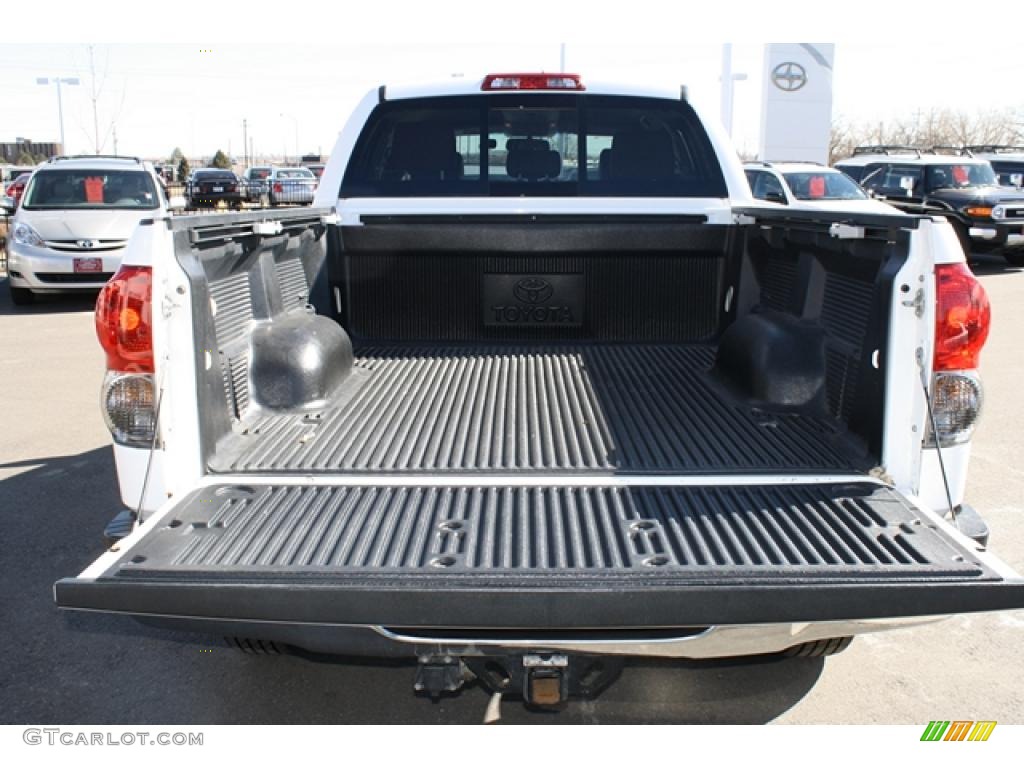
left=831, top=106, right=1024, bottom=163
left=71, top=45, right=128, bottom=155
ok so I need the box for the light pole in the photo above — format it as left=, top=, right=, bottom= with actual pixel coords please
left=280, top=113, right=299, bottom=163
left=719, top=44, right=748, bottom=139
left=36, top=76, right=80, bottom=153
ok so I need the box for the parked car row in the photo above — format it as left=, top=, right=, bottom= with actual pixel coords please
left=185, top=165, right=318, bottom=209
left=743, top=145, right=1024, bottom=267
left=836, top=147, right=1024, bottom=266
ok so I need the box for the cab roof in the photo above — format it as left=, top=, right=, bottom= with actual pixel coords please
left=384, top=75, right=683, bottom=102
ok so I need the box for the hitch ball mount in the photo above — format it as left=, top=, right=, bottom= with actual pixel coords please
left=415, top=652, right=624, bottom=707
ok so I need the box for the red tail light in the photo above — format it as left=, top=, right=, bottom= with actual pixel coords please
left=482, top=73, right=585, bottom=91
left=95, top=266, right=153, bottom=373
left=273, top=183, right=283, bottom=193
left=934, top=262, right=990, bottom=371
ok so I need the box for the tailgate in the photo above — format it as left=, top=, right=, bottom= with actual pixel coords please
left=56, top=480, right=1024, bottom=627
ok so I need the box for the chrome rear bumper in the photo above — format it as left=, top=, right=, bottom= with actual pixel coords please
left=372, top=616, right=946, bottom=658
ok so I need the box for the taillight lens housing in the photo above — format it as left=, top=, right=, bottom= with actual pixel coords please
left=925, top=371, right=984, bottom=447
left=273, top=183, right=283, bottom=193
left=102, top=372, right=157, bottom=447
left=934, top=262, right=990, bottom=371
left=96, top=265, right=153, bottom=372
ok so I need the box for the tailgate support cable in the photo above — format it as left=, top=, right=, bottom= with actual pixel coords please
left=134, top=361, right=168, bottom=526
left=916, top=347, right=959, bottom=529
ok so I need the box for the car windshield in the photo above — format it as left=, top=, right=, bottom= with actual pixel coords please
left=195, top=171, right=235, bottom=180
left=276, top=169, right=314, bottom=179
left=249, top=168, right=270, bottom=179
left=22, top=169, right=158, bottom=210
left=927, top=163, right=996, bottom=191
left=782, top=171, right=866, bottom=200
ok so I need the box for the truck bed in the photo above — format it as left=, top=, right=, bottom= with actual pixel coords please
left=211, top=343, right=869, bottom=475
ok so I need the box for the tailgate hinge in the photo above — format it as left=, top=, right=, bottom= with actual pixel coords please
left=902, top=287, right=925, bottom=317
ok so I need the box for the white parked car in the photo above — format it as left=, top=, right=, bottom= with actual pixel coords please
left=744, top=161, right=900, bottom=214
left=1, top=155, right=182, bottom=305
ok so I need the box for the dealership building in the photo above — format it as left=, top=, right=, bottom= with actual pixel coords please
left=1, top=139, right=62, bottom=163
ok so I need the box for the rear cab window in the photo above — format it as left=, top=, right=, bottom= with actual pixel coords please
left=340, top=94, right=727, bottom=198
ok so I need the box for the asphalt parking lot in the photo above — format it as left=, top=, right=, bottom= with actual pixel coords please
left=1, top=253, right=1022, bottom=725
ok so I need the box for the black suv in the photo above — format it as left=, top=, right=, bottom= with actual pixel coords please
left=835, top=146, right=1024, bottom=266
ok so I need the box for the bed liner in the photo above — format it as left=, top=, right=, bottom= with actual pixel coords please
left=211, top=344, right=869, bottom=475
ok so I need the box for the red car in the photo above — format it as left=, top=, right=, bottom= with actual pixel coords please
left=6, top=173, right=32, bottom=207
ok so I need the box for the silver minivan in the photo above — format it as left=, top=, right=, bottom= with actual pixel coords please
left=1, top=156, right=180, bottom=305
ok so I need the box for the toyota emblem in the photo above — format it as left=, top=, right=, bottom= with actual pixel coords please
left=771, top=62, right=808, bottom=92
left=513, top=277, right=554, bottom=304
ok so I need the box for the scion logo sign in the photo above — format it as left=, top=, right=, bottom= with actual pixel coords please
left=771, top=62, right=807, bottom=92
left=484, top=274, right=584, bottom=327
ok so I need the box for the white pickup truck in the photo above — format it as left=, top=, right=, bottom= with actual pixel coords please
left=57, top=74, right=1024, bottom=707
